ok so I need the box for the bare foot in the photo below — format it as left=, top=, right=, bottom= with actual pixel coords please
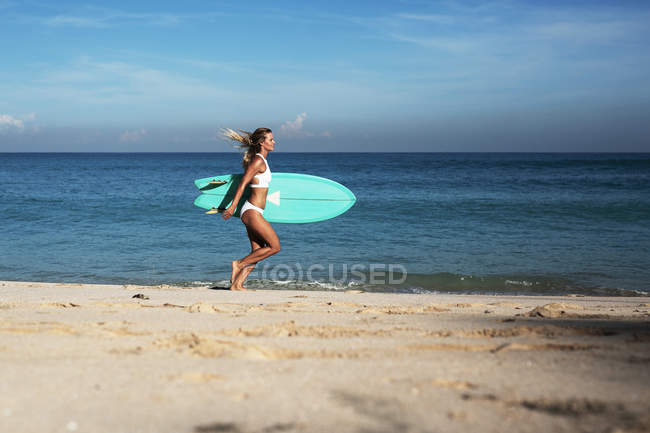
left=238, top=265, right=255, bottom=284
left=230, top=263, right=255, bottom=291
left=230, top=260, right=242, bottom=283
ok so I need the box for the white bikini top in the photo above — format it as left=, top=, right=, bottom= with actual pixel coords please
left=250, top=153, right=271, bottom=188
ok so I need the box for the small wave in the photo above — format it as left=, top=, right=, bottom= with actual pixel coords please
left=259, top=279, right=355, bottom=291
left=504, top=279, right=534, bottom=287
left=187, top=280, right=219, bottom=286
left=208, top=272, right=649, bottom=296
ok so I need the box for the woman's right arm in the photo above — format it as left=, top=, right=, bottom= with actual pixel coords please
left=221, top=158, right=263, bottom=220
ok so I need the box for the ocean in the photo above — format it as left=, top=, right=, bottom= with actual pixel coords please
left=1, top=152, right=648, bottom=296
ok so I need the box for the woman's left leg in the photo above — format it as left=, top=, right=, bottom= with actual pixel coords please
left=230, top=211, right=281, bottom=290
left=230, top=225, right=266, bottom=290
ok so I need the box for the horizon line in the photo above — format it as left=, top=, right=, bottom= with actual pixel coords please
left=2, top=151, right=650, bottom=154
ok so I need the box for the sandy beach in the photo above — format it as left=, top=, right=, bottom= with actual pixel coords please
left=0, top=281, right=649, bottom=433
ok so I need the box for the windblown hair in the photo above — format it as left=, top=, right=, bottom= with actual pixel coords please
left=221, top=127, right=272, bottom=170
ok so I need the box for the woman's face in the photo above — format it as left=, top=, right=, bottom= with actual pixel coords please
left=261, top=132, right=275, bottom=152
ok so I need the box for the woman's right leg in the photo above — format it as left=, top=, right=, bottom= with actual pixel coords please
left=230, top=210, right=281, bottom=290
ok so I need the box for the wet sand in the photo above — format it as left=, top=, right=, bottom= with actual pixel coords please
left=1, top=281, right=649, bottom=433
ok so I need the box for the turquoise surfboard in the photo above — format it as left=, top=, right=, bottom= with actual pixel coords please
left=193, top=173, right=356, bottom=223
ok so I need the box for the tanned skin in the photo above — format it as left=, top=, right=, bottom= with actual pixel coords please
left=222, top=132, right=280, bottom=290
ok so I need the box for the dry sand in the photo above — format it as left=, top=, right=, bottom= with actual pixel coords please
left=1, top=280, right=649, bottom=433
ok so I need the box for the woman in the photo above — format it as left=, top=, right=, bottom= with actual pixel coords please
left=221, top=127, right=281, bottom=291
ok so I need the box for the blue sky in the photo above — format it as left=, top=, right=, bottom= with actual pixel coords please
left=1, top=0, right=649, bottom=151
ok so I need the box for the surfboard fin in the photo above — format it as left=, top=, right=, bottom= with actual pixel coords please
left=199, top=180, right=227, bottom=191
left=205, top=207, right=226, bottom=214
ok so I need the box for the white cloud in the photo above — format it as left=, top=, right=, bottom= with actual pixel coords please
left=279, top=113, right=332, bottom=139
left=529, top=19, right=642, bottom=44
left=0, top=114, right=24, bottom=131
left=40, top=57, right=229, bottom=103
left=46, top=15, right=110, bottom=28
left=119, top=128, right=147, bottom=143
left=397, top=13, right=454, bottom=25
left=42, top=9, right=223, bottom=28
left=0, top=113, right=37, bottom=133
left=280, top=112, right=308, bottom=137
left=389, top=33, right=475, bottom=53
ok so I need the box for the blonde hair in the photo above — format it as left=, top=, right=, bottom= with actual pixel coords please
left=221, top=127, right=272, bottom=170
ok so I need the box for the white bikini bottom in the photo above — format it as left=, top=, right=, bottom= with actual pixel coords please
left=240, top=200, right=264, bottom=217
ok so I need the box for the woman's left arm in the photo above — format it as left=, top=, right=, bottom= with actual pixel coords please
left=221, top=158, right=263, bottom=220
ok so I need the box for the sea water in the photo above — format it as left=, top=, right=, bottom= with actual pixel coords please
left=1, top=152, right=648, bottom=296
